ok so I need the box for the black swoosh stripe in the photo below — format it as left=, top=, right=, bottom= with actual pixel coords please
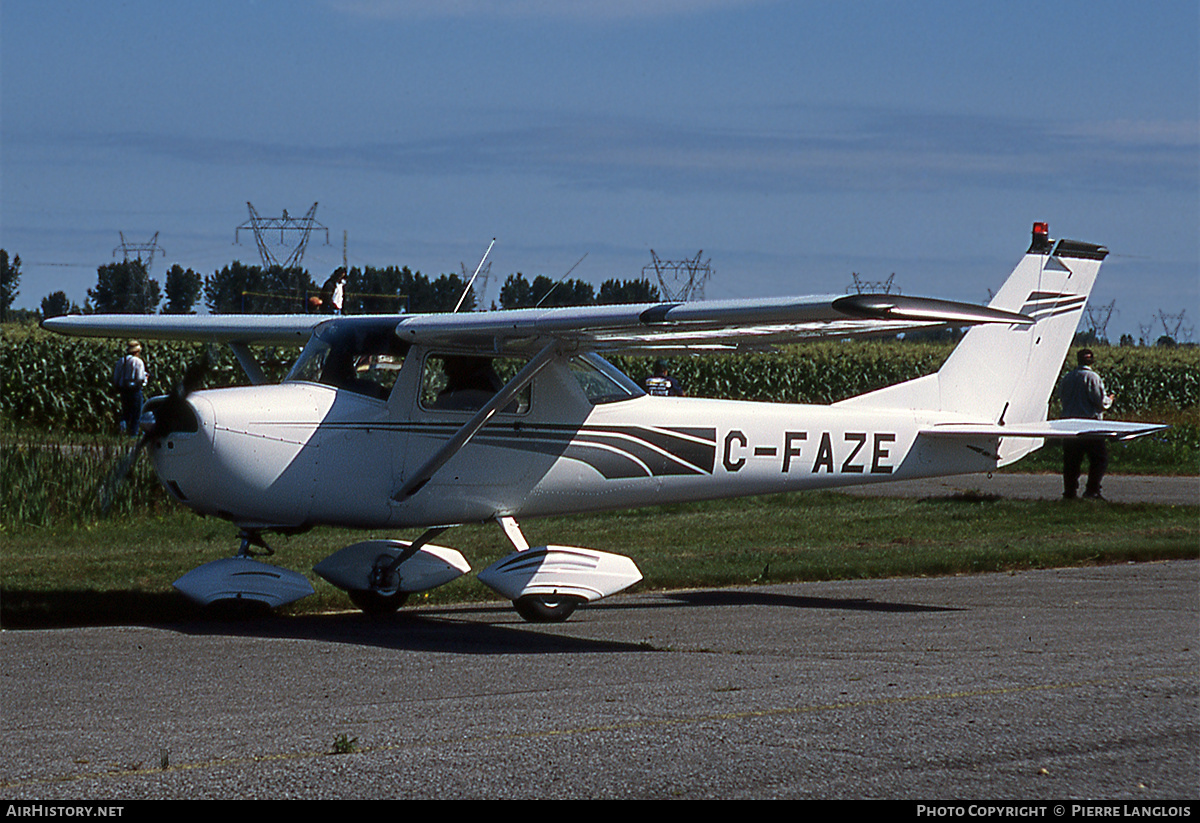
left=327, top=421, right=718, bottom=480
left=1020, top=292, right=1088, bottom=320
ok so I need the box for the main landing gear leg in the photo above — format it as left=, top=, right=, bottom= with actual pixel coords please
left=350, top=526, right=450, bottom=617
left=236, top=529, right=273, bottom=558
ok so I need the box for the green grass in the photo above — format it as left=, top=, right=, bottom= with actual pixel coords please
left=3, top=490, right=1195, bottom=628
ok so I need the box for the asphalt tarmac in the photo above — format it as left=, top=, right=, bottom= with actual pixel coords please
left=2, top=558, right=1196, bottom=800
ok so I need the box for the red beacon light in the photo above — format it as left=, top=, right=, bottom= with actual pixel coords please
left=1030, top=221, right=1052, bottom=253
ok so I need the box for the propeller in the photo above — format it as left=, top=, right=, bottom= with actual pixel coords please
left=142, top=348, right=211, bottom=438
left=97, top=348, right=213, bottom=513
left=97, top=435, right=149, bottom=513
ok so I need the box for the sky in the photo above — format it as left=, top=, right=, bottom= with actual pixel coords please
left=2, top=0, right=1197, bottom=341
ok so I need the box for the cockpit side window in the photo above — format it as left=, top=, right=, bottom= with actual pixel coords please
left=353, top=353, right=406, bottom=397
left=420, top=354, right=531, bottom=414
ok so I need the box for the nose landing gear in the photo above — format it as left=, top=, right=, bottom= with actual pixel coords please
left=172, top=531, right=315, bottom=609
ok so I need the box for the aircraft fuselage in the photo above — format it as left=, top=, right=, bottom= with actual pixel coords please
left=146, top=351, right=997, bottom=532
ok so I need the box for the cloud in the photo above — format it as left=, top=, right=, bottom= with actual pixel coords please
left=1057, top=119, right=1199, bottom=148
left=328, top=0, right=770, bottom=22
left=13, top=105, right=1197, bottom=199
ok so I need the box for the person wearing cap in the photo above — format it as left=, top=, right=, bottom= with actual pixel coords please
left=112, top=340, right=148, bottom=436
left=1058, top=348, right=1116, bottom=500
left=643, top=359, right=683, bottom=397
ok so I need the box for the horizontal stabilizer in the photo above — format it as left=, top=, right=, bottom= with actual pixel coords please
left=921, top=419, right=1168, bottom=442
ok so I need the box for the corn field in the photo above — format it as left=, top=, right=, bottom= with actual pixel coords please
left=1, top=328, right=297, bottom=433
left=1, top=438, right=166, bottom=526
left=2, top=325, right=1196, bottom=530
left=2, top=326, right=1196, bottom=433
left=621, top=342, right=1198, bottom=414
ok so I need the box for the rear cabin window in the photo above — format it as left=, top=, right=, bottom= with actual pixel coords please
left=420, top=354, right=531, bottom=414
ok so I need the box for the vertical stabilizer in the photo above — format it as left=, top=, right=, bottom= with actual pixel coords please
left=837, top=223, right=1106, bottom=430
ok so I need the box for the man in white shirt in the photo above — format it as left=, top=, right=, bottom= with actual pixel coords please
left=112, top=340, right=147, bottom=435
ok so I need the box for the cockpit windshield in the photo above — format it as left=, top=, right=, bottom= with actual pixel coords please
left=285, top=319, right=409, bottom=400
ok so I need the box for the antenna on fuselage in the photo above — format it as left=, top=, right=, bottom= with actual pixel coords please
left=534, top=252, right=589, bottom=308
left=454, top=237, right=496, bottom=312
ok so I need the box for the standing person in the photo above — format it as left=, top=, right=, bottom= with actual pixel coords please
left=112, top=340, right=147, bottom=436
left=321, top=269, right=347, bottom=315
left=1058, top=348, right=1116, bottom=500
left=643, top=359, right=683, bottom=397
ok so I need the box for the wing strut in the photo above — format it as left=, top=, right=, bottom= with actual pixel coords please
left=228, top=342, right=268, bottom=385
left=392, top=341, right=560, bottom=501
left=497, top=515, right=530, bottom=551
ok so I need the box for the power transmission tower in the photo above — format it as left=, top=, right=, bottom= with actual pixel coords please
left=1084, top=300, right=1116, bottom=341
left=1156, top=309, right=1193, bottom=343
left=460, top=260, right=491, bottom=310
left=643, top=250, right=712, bottom=301
left=1137, top=321, right=1156, bottom=346
left=113, top=231, right=165, bottom=273
left=235, top=202, right=329, bottom=269
left=847, top=273, right=899, bottom=294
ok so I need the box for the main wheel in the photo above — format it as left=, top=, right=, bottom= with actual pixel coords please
left=349, top=589, right=410, bottom=616
left=513, top=595, right=581, bottom=623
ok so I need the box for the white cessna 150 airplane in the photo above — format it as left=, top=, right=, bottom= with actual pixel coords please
left=45, top=222, right=1164, bottom=622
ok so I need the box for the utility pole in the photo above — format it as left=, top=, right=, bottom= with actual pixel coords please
left=1156, top=310, right=1192, bottom=343
left=1084, top=300, right=1116, bottom=341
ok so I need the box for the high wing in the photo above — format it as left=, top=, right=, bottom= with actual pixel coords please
left=41, top=313, right=325, bottom=345
left=391, top=293, right=1029, bottom=355
left=42, top=293, right=1030, bottom=355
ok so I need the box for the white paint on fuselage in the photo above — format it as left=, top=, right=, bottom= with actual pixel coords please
left=148, top=353, right=1001, bottom=532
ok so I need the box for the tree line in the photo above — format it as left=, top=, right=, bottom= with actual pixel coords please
left=2, top=249, right=1189, bottom=347
left=0, top=249, right=660, bottom=319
